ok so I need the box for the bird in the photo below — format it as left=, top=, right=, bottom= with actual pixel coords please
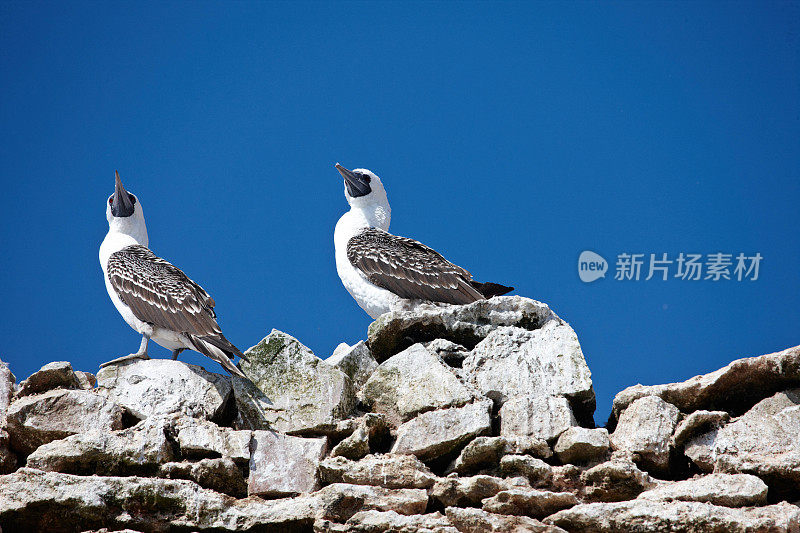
left=98, top=171, right=247, bottom=378
left=333, top=163, right=513, bottom=319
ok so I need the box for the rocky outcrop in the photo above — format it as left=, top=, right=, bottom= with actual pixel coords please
left=0, top=300, right=798, bottom=532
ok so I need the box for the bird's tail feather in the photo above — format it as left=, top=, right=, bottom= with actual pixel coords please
left=470, top=281, right=514, bottom=298
left=189, top=335, right=247, bottom=378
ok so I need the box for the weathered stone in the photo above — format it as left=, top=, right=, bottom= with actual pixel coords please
left=431, top=475, right=511, bottom=507
left=425, top=339, right=470, bottom=368
left=685, top=389, right=800, bottom=498
left=228, top=374, right=285, bottom=431
left=330, top=413, right=390, bottom=460
left=0, top=359, right=14, bottom=421
left=392, top=400, right=492, bottom=461
left=0, top=467, right=318, bottom=532
left=313, top=483, right=429, bottom=520
left=240, top=330, right=356, bottom=433
left=159, top=457, right=247, bottom=498
left=500, top=395, right=577, bottom=442
left=449, top=435, right=553, bottom=475
left=671, top=410, right=730, bottom=447
left=248, top=430, right=327, bottom=497
left=74, top=370, right=96, bottom=390
left=499, top=455, right=553, bottom=486
left=96, top=359, right=232, bottom=421
left=26, top=416, right=173, bottom=475
left=327, top=341, right=378, bottom=391
left=17, top=361, right=80, bottom=397
left=334, top=510, right=457, bottom=533
left=610, top=395, right=679, bottom=474
left=0, top=429, right=16, bottom=474
left=482, top=489, right=578, bottom=518
left=174, top=417, right=251, bottom=462
left=546, top=500, right=800, bottom=532
left=320, top=454, right=437, bottom=489
left=582, top=457, right=655, bottom=502
left=609, top=344, right=800, bottom=426
left=637, top=474, right=768, bottom=507
left=360, top=344, right=475, bottom=424
left=445, top=507, right=567, bottom=533
left=5, top=389, right=124, bottom=454
left=549, top=464, right=583, bottom=494
left=554, top=427, right=609, bottom=464
left=368, top=296, right=558, bottom=362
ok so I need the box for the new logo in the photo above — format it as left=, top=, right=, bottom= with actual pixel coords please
left=578, top=251, right=608, bottom=283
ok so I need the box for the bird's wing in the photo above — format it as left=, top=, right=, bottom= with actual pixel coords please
left=347, top=228, right=485, bottom=305
left=107, top=245, right=222, bottom=337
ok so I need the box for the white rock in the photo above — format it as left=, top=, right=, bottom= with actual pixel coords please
left=482, top=488, right=578, bottom=518
left=319, top=454, right=437, bottom=489
left=0, top=358, right=14, bottom=422
left=17, top=361, right=80, bottom=397
left=500, top=395, right=577, bottom=442
left=499, top=455, right=553, bottom=486
left=248, top=430, right=327, bottom=497
left=159, top=456, right=247, bottom=498
left=174, top=417, right=251, bottom=462
left=610, top=396, right=679, bottom=474
left=554, top=427, right=610, bottom=464
left=637, top=473, right=768, bottom=507
left=337, top=510, right=456, bottom=533
left=581, top=457, right=655, bottom=502
left=96, top=359, right=232, bottom=421
left=671, top=410, right=729, bottom=447
left=326, top=341, right=378, bottom=391
left=445, top=506, right=567, bottom=533
left=431, top=475, right=511, bottom=507
left=313, top=483, right=429, bottom=520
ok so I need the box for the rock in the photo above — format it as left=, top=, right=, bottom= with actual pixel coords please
left=248, top=430, right=327, bottom=497
left=431, top=475, right=511, bottom=507
left=313, top=483, right=429, bottom=520
left=425, top=339, right=470, bottom=368
left=26, top=416, right=173, bottom=475
left=391, top=400, right=492, bottom=461
left=330, top=413, right=390, bottom=460
left=637, top=473, right=768, bottom=507
left=0, top=359, right=14, bottom=421
left=0, top=467, right=318, bottom=532
left=228, top=374, right=285, bottom=431
left=333, top=510, right=456, bottom=533
left=159, top=457, right=247, bottom=498
left=610, top=396, right=679, bottom=474
left=671, top=410, right=730, bottom=447
left=481, top=489, right=578, bottom=518
left=0, top=429, right=16, bottom=474
left=499, top=395, right=577, bottom=442
left=499, top=455, right=553, bottom=486
left=74, top=370, right=96, bottom=390
left=449, top=435, right=553, bottom=475
left=582, top=457, right=655, bottom=502
left=609, top=344, right=800, bottom=426
left=545, top=500, right=800, bottom=532
left=445, top=507, right=567, bottom=533
left=360, top=344, right=475, bottom=424
left=5, top=389, right=124, bottom=454
left=17, top=361, right=80, bottom=397
left=368, top=296, right=558, bottom=362
left=684, top=389, right=800, bottom=499
left=96, top=359, right=232, bottom=421
left=554, top=427, right=610, bottom=464
left=174, top=417, right=251, bottom=462
left=326, top=341, right=378, bottom=391
left=319, top=454, right=437, bottom=489
left=240, top=330, right=356, bottom=434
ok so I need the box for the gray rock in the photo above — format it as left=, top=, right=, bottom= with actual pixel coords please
left=159, top=456, right=247, bottom=498
left=684, top=389, right=800, bottom=498
left=499, top=395, right=577, bottom=442
left=320, top=454, right=437, bottom=489
left=610, top=395, right=679, bottom=474
left=546, top=500, right=800, bottom=533
left=582, top=457, right=655, bottom=502
left=5, top=389, right=124, bottom=454
left=327, top=341, right=378, bottom=391
left=96, top=359, right=232, bottom=421
left=609, top=344, right=800, bottom=426
left=431, top=475, right=511, bottom=507
left=174, top=416, right=251, bottom=462
left=360, top=344, right=475, bottom=424
left=425, top=339, right=470, bottom=367
left=17, top=361, right=80, bottom=397
left=449, top=436, right=508, bottom=475
left=74, top=370, right=96, bottom=390
left=482, top=489, right=578, bottom=518
left=334, top=510, right=456, bottom=533
left=26, top=416, right=173, bottom=475
left=240, top=330, right=356, bottom=434
left=228, top=374, right=286, bottom=431
left=637, top=473, right=768, bottom=507
left=313, top=483, right=429, bottom=520
left=330, top=413, right=390, bottom=460
left=248, top=430, right=327, bottom=497
left=0, top=359, right=14, bottom=422
left=368, top=296, right=558, bottom=362
left=392, top=400, right=492, bottom=461
left=445, top=507, right=567, bottom=533
left=554, top=427, right=610, bottom=464
left=0, top=429, right=16, bottom=474
left=499, top=455, right=553, bottom=487
left=671, top=410, right=730, bottom=447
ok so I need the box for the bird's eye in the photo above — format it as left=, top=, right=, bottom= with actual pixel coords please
left=128, top=193, right=137, bottom=206
left=360, top=173, right=371, bottom=183
left=108, top=197, right=113, bottom=205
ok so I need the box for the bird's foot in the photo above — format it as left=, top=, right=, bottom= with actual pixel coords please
left=99, top=352, right=151, bottom=368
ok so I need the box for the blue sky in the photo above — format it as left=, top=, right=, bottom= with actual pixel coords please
left=1, top=2, right=798, bottom=424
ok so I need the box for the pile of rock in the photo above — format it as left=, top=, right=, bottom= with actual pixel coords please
left=0, top=296, right=798, bottom=532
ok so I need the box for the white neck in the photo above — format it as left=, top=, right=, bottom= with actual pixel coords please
left=345, top=198, right=391, bottom=232
left=99, top=217, right=149, bottom=270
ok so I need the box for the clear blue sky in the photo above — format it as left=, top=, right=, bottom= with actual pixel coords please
left=1, top=2, right=798, bottom=425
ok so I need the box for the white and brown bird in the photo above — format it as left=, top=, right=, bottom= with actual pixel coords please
left=98, top=171, right=246, bottom=377
left=333, top=163, right=513, bottom=319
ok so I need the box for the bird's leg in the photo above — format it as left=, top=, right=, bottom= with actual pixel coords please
left=100, top=335, right=151, bottom=368
left=171, top=348, right=185, bottom=361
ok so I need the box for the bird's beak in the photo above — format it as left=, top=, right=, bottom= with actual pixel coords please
left=335, top=163, right=371, bottom=198
left=111, top=170, right=135, bottom=217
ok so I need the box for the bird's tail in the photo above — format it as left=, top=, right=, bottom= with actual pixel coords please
left=470, top=281, right=514, bottom=298
left=189, top=334, right=248, bottom=378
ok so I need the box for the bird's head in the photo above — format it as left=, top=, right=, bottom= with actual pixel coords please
left=106, top=171, right=147, bottom=240
left=335, top=163, right=391, bottom=228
